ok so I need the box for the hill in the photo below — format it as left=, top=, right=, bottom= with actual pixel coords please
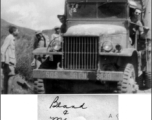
left=1, top=19, right=36, bottom=40
left=42, top=29, right=54, bottom=39
left=1, top=19, right=55, bottom=41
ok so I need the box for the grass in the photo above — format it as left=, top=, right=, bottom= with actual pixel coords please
left=15, top=35, right=34, bottom=80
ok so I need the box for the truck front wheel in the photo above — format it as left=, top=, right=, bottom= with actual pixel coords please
left=118, top=63, right=138, bottom=93
left=34, top=79, right=45, bottom=94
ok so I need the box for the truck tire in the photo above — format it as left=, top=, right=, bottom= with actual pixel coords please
left=145, top=71, right=151, bottom=89
left=118, top=63, right=138, bottom=93
left=138, top=73, right=144, bottom=89
left=34, top=79, right=45, bottom=94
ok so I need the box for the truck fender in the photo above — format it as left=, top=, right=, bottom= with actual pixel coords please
left=33, top=48, right=48, bottom=55
left=121, top=48, right=138, bottom=57
left=117, top=48, right=138, bottom=75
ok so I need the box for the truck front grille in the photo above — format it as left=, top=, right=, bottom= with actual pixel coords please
left=63, top=36, right=98, bottom=70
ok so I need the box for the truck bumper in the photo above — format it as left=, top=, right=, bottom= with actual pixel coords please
left=33, top=69, right=123, bottom=81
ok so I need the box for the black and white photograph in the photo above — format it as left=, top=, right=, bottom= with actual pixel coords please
left=1, top=0, right=151, bottom=94
left=1, top=0, right=151, bottom=120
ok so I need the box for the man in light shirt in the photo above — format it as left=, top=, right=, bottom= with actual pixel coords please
left=1, top=26, right=19, bottom=94
left=48, top=26, right=62, bottom=52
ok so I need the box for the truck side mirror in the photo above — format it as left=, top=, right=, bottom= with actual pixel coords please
left=57, top=15, right=66, bottom=24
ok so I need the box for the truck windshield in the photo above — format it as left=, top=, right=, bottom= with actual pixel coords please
left=67, top=3, right=96, bottom=18
left=98, top=2, right=127, bottom=18
left=67, top=2, right=127, bottom=19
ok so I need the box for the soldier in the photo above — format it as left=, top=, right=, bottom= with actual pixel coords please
left=1, top=26, right=19, bottom=94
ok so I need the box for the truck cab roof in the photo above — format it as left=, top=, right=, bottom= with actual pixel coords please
left=67, top=0, right=127, bottom=2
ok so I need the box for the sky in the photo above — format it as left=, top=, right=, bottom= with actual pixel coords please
left=1, top=0, right=65, bottom=30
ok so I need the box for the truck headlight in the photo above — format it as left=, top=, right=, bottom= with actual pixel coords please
left=102, top=41, right=113, bottom=52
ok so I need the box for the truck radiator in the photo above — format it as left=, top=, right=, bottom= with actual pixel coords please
left=63, top=36, right=98, bottom=70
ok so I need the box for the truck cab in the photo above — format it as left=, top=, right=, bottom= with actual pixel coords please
left=32, top=0, right=151, bottom=94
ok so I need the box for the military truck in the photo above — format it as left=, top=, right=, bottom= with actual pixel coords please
left=32, top=0, right=151, bottom=94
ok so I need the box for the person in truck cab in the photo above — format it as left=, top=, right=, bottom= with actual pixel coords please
left=130, top=9, right=144, bottom=45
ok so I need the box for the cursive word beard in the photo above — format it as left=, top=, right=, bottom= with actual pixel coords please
left=50, top=96, right=87, bottom=109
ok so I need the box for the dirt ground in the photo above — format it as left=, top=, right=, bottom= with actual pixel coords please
left=1, top=74, right=34, bottom=94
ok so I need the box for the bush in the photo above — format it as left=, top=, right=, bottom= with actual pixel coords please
left=15, top=35, right=34, bottom=80
left=1, top=34, right=34, bottom=81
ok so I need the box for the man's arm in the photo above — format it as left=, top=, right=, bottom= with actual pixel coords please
left=47, top=34, right=55, bottom=51
left=43, top=34, right=50, bottom=47
left=1, top=37, right=10, bottom=62
left=137, top=21, right=144, bottom=34
left=51, top=34, right=55, bottom=41
left=49, top=34, right=56, bottom=47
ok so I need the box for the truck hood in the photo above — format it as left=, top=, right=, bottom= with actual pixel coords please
left=65, top=24, right=127, bottom=36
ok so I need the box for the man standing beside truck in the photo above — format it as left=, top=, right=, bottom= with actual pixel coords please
left=1, top=26, right=19, bottom=94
